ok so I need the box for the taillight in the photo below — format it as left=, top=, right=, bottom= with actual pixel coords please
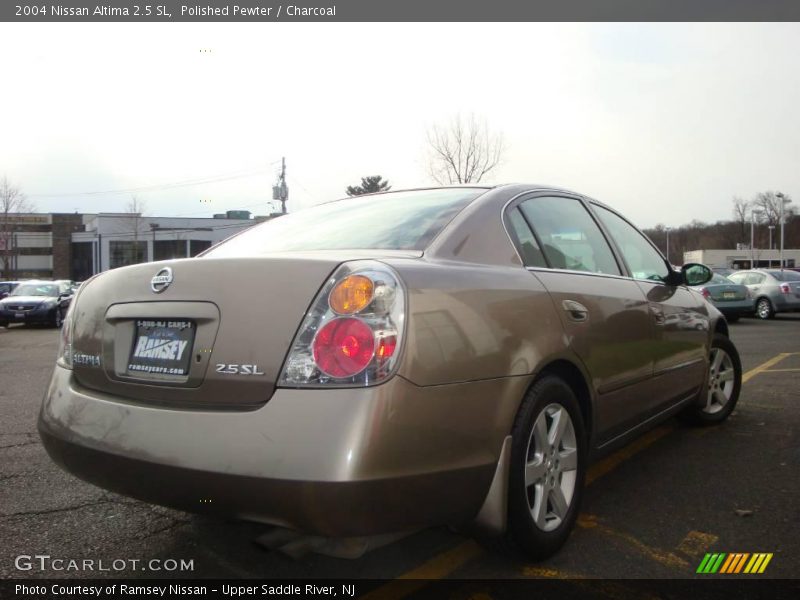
left=279, top=261, right=406, bottom=387
left=700, top=288, right=711, bottom=299
left=56, top=303, right=75, bottom=369
left=313, top=317, right=375, bottom=378
left=780, top=283, right=791, bottom=294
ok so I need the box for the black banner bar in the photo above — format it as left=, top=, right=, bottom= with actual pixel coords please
left=4, top=0, right=800, bottom=22
left=3, top=579, right=800, bottom=600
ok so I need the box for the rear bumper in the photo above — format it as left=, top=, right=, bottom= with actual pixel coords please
left=39, top=366, right=527, bottom=536
left=711, top=299, right=755, bottom=317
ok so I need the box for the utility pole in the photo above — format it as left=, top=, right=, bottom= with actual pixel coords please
left=665, top=227, right=671, bottom=264
left=777, top=192, right=786, bottom=271
left=272, top=157, right=289, bottom=214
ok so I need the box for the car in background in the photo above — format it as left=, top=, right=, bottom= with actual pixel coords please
left=691, top=272, right=754, bottom=322
left=727, top=269, right=800, bottom=319
left=39, top=185, right=741, bottom=560
left=0, top=281, right=20, bottom=300
left=0, top=280, right=73, bottom=328
left=712, top=267, right=735, bottom=277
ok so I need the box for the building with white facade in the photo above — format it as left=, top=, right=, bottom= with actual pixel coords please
left=683, top=248, right=800, bottom=270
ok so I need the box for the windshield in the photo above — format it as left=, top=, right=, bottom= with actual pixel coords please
left=769, top=270, right=800, bottom=281
left=206, top=188, right=485, bottom=257
left=11, top=283, right=60, bottom=297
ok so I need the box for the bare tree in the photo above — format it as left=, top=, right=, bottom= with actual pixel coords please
left=426, top=114, right=505, bottom=184
left=0, top=176, right=36, bottom=280
left=731, top=196, right=750, bottom=238
left=114, top=195, right=148, bottom=266
left=752, top=191, right=793, bottom=227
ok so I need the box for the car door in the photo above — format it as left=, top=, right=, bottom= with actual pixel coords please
left=506, top=193, right=656, bottom=446
left=589, top=202, right=709, bottom=412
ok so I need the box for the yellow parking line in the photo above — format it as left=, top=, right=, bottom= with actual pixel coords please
left=742, top=353, right=795, bottom=383
left=676, top=530, right=719, bottom=558
left=759, top=368, right=800, bottom=373
left=359, top=541, right=482, bottom=600
left=522, top=566, right=585, bottom=579
left=586, top=425, right=673, bottom=485
left=577, top=514, right=689, bottom=570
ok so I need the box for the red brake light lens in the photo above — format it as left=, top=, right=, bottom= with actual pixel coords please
left=780, top=283, right=791, bottom=294
left=701, top=288, right=711, bottom=299
left=312, top=317, right=375, bottom=378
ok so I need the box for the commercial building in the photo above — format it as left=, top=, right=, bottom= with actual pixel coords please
left=683, top=248, right=800, bottom=270
left=1, top=211, right=263, bottom=281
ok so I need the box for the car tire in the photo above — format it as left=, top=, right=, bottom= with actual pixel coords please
left=504, top=375, right=586, bottom=560
left=53, top=309, right=63, bottom=329
left=755, top=297, right=774, bottom=320
left=0, top=321, right=8, bottom=328
left=679, top=333, right=741, bottom=426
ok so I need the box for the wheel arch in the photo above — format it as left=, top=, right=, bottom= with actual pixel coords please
left=535, top=359, right=594, bottom=445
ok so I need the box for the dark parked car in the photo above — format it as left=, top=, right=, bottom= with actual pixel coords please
left=727, top=269, right=800, bottom=319
left=0, top=280, right=73, bottom=328
left=39, top=185, right=741, bottom=559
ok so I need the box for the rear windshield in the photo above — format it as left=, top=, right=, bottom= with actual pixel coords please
left=206, top=188, right=484, bottom=256
left=769, top=270, right=800, bottom=281
left=710, top=273, right=733, bottom=284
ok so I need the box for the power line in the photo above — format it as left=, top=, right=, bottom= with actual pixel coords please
left=27, top=161, right=282, bottom=198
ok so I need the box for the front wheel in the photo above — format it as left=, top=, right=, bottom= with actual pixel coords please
left=505, top=375, right=586, bottom=560
left=679, top=333, right=742, bottom=425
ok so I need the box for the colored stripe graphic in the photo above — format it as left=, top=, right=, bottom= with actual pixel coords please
left=698, top=553, right=773, bottom=574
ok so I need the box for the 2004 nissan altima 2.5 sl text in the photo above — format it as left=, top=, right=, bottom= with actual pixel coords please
left=39, top=185, right=742, bottom=559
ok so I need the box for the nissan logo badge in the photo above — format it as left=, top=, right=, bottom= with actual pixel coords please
left=150, top=267, right=173, bottom=293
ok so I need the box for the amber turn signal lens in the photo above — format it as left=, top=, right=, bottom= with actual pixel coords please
left=329, top=275, right=374, bottom=314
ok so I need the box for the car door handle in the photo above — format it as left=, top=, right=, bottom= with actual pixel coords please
left=562, top=300, right=589, bottom=322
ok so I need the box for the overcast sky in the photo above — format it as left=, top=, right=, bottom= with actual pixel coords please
left=1, top=22, right=798, bottom=228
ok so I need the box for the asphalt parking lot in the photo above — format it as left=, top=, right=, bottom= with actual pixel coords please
left=1, top=317, right=798, bottom=586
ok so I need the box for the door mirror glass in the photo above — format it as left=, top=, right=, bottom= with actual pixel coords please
left=682, top=263, right=713, bottom=286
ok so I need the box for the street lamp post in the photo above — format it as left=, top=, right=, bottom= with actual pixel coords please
left=750, top=209, right=762, bottom=269
left=768, top=225, right=775, bottom=266
left=665, top=227, right=671, bottom=264
left=776, top=192, right=786, bottom=271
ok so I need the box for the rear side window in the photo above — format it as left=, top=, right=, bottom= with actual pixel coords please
left=519, top=197, right=621, bottom=275
left=506, top=208, right=547, bottom=267
left=206, top=188, right=484, bottom=256
left=592, top=204, right=670, bottom=282
left=771, top=271, right=800, bottom=281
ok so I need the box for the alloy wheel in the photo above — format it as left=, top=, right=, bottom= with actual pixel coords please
left=524, top=403, right=578, bottom=532
left=705, top=346, right=736, bottom=414
left=756, top=299, right=772, bottom=319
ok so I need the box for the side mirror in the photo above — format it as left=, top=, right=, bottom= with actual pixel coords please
left=682, top=263, right=713, bottom=286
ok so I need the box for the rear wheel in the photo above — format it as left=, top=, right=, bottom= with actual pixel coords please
left=679, top=333, right=741, bottom=425
left=505, top=375, right=586, bottom=560
left=756, top=297, right=774, bottom=320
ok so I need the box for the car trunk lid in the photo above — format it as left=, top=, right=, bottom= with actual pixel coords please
left=70, top=255, right=348, bottom=409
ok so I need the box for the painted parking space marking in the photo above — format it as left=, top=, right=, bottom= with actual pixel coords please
left=742, top=352, right=797, bottom=383
left=676, top=530, right=719, bottom=559
left=586, top=425, right=674, bottom=485
left=577, top=514, right=689, bottom=570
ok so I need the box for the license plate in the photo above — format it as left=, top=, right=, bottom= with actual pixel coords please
left=723, top=291, right=735, bottom=299
left=128, top=319, right=195, bottom=376
left=14, top=312, right=25, bottom=319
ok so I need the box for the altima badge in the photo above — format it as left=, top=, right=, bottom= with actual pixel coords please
left=150, top=267, right=173, bottom=293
